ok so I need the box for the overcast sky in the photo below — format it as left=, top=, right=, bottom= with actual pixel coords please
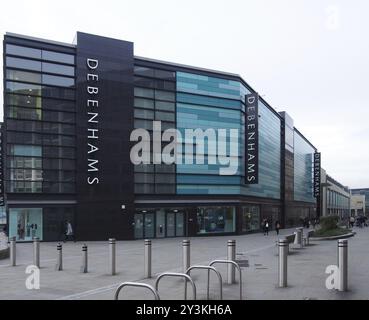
left=0, top=0, right=368, bottom=188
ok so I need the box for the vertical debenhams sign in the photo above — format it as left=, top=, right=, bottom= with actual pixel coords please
left=313, top=152, right=321, bottom=197
left=245, top=93, right=259, bottom=184
left=86, top=58, right=99, bottom=185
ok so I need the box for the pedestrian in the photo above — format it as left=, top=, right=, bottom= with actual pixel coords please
left=349, top=216, right=355, bottom=228
left=312, top=218, right=316, bottom=229
left=63, top=220, right=76, bottom=243
left=263, top=219, right=269, bottom=236
left=275, top=220, right=280, bottom=235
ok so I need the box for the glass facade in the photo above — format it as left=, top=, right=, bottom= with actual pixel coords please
left=176, top=72, right=281, bottom=199
left=133, top=65, right=176, bottom=194
left=4, top=41, right=76, bottom=195
left=293, top=131, right=315, bottom=202
left=327, top=189, right=350, bottom=217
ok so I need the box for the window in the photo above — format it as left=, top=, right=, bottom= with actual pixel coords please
left=42, top=51, right=74, bottom=64
left=155, top=101, right=175, bottom=112
left=155, top=184, right=175, bottom=194
left=10, top=145, right=42, bottom=157
left=43, top=146, right=75, bottom=159
left=134, top=109, right=154, bottom=119
left=8, top=106, right=42, bottom=120
left=6, top=94, right=42, bottom=109
left=8, top=208, right=43, bottom=241
left=6, top=81, right=41, bottom=96
left=10, top=169, right=43, bottom=181
left=197, top=206, right=235, bottom=234
left=6, top=57, right=41, bottom=71
left=42, top=62, right=75, bottom=76
left=135, top=183, right=155, bottom=194
left=155, top=111, right=175, bottom=122
left=134, top=98, right=154, bottom=109
left=6, top=69, right=41, bottom=83
left=154, top=69, right=175, bottom=80
left=241, top=205, right=260, bottom=232
left=134, top=66, right=154, bottom=77
left=6, top=44, right=41, bottom=59
left=155, top=90, right=175, bottom=102
left=42, top=74, right=75, bottom=87
left=43, top=110, right=75, bottom=123
left=43, top=159, right=75, bottom=170
left=134, top=173, right=155, bottom=183
left=134, top=77, right=155, bottom=88
left=9, top=157, right=42, bottom=169
left=134, top=87, right=154, bottom=99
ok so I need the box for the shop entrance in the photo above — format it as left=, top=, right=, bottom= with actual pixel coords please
left=134, top=208, right=186, bottom=239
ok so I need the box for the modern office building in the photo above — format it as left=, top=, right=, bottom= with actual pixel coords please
left=320, top=169, right=351, bottom=218
left=2, top=32, right=319, bottom=241
left=351, top=188, right=369, bottom=215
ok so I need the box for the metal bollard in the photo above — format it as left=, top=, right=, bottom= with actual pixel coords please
left=55, top=243, right=63, bottom=271
left=109, top=238, right=116, bottom=276
left=296, top=228, right=303, bottom=248
left=10, top=237, right=16, bottom=266
left=33, top=237, right=40, bottom=268
left=227, top=240, right=236, bottom=284
left=338, top=239, right=348, bottom=291
left=278, top=239, right=288, bottom=287
left=182, top=239, right=190, bottom=273
left=80, top=244, right=88, bottom=273
left=144, top=239, right=152, bottom=278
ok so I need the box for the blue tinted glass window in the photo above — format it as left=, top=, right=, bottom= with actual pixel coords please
left=11, top=145, right=42, bottom=157
left=42, top=62, right=75, bottom=76
left=6, top=44, right=41, bottom=59
left=42, top=74, right=74, bottom=87
left=42, top=51, right=74, bottom=64
left=6, top=57, right=41, bottom=71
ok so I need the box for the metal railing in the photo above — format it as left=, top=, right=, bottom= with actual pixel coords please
left=185, top=265, right=223, bottom=300
left=155, top=272, right=196, bottom=300
left=114, top=282, right=160, bottom=300
left=209, top=259, right=243, bottom=300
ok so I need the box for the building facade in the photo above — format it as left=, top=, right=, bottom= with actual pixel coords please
left=350, top=194, right=365, bottom=217
left=320, top=169, right=351, bottom=218
left=2, top=32, right=319, bottom=241
left=351, top=188, right=369, bottom=215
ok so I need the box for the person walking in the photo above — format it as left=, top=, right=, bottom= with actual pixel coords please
left=63, top=220, right=76, bottom=243
left=263, top=219, right=269, bottom=236
left=275, top=220, right=281, bottom=235
left=349, top=216, right=355, bottom=228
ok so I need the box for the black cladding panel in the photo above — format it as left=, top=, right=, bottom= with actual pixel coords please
left=75, top=32, right=134, bottom=240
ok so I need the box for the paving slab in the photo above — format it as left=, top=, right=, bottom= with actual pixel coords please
left=0, top=227, right=368, bottom=300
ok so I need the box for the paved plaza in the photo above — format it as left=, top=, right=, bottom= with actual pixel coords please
left=0, top=227, right=368, bottom=300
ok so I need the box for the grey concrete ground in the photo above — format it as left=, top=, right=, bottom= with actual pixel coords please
left=0, top=227, right=368, bottom=300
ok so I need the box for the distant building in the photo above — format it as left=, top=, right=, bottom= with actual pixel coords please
left=351, top=188, right=369, bottom=214
left=350, top=194, right=366, bottom=217
left=320, top=169, right=350, bottom=218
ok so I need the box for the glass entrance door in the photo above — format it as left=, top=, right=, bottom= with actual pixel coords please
left=176, top=212, right=185, bottom=236
left=134, top=213, right=144, bottom=239
left=156, top=209, right=166, bottom=238
left=166, top=212, right=175, bottom=237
